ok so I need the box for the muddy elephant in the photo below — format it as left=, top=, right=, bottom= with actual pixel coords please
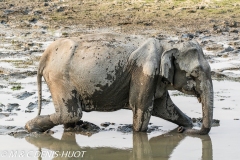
left=25, top=33, right=213, bottom=134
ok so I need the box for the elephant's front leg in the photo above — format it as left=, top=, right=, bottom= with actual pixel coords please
left=152, top=91, right=193, bottom=127
left=129, top=72, right=156, bottom=132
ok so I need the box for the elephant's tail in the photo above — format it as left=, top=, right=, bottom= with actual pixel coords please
left=37, top=70, right=42, bottom=116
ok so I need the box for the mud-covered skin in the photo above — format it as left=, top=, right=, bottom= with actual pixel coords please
left=25, top=33, right=213, bottom=135
left=152, top=91, right=193, bottom=127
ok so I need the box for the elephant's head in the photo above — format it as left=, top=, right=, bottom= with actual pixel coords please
left=160, top=41, right=213, bottom=135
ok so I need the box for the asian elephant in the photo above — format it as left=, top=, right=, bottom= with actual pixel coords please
left=25, top=33, right=213, bottom=135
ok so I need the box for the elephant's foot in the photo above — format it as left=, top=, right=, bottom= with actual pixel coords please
left=25, top=115, right=56, bottom=133
left=132, top=109, right=152, bottom=132
left=63, top=120, right=83, bottom=129
left=64, top=122, right=76, bottom=129
left=177, top=126, right=185, bottom=133
left=177, top=126, right=211, bottom=135
left=178, top=116, right=193, bottom=128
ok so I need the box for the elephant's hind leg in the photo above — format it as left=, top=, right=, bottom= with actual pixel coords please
left=25, top=115, right=55, bottom=132
left=26, top=82, right=82, bottom=132
left=152, top=91, right=193, bottom=127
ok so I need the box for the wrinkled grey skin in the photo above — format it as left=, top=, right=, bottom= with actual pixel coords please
left=25, top=33, right=213, bottom=135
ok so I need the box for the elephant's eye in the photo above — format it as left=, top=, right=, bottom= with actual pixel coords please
left=187, top=75, right=197, bottom=82
left=185, top=79, right=196, bottom=90
left=191, top=68, right=199, bottom=77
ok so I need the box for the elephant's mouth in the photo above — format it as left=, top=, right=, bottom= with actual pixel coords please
left=193, top=87, right=201, bottom=103
left=182, top=87, right=202, bottom=103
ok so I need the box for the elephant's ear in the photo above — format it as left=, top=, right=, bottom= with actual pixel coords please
left=160, top=48, right=178, bottom=85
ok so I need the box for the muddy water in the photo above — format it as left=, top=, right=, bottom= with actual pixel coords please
left=0, top=130, right=213, bottom=160
left=0, top=80, right=240, bottom=160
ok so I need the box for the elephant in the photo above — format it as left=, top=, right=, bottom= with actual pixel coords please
left=25, top=33, right=213, bottom=135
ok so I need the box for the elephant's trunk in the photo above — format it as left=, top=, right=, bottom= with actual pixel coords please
left=180, top=76, right=214, bottom=135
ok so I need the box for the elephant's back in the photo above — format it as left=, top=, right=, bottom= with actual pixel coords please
left=68, top=34, right=147, bottom=111
left=68, top=33, right=146, bottom=92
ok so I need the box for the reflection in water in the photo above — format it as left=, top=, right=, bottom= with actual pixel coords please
left=148, top=129, right=212, bottom=160
left=26, top=129, right=212, bottom=160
